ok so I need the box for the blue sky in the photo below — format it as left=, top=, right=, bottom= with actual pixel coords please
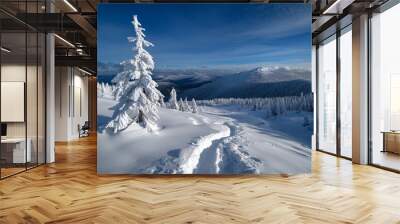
left=98, top=4, right=311, bottom=70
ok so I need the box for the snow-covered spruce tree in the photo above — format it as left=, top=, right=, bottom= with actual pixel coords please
left=179, top=98, right=185, bottom=111
left=191, top=98, right=198, bottom=113
left=97, top=82, right=103, bottom=98
left=106, top=15, right=164, bottom=133
left=168, top=88, right=179, bottom=110
left=112, top=60, right=132, bottom=100
left=160, top=98, right=166, bottom=108
left=184, top=98, right=191, bottom=112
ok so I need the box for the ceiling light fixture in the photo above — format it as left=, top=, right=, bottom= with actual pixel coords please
left=63, top=0, right=78, bottom=12
left=78, top=67, right=92, bottom=76
left=1, top=47, right=11, bottom=53
left=76, top=48, right=84, bottom=55
left=322, top=0, right=354, bottom=15
left=54, top=34, right=75, bottom=48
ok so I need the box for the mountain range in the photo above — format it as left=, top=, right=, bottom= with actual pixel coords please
left=98, top=63, right=311, bottom=100
left=180, top=67, right=311, bottom=100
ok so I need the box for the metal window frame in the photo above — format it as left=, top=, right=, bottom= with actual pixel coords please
left=315, top=0, right=400, bottom=172
left=315, top=22, right=353, bottom=161
left=367, top=0, right=400, bottom=173
left=0, top=0, right=47, bottom=180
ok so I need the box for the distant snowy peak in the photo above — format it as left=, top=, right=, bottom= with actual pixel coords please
left=180, top=66, right=311, bottom=100
left=253, top=66, right=279, bottom=73
left=239, top=66, right=311, bottom=83
left=252, top=66, right=306, bottom=72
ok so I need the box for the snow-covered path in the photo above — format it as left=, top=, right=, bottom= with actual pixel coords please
left=194, top=120, right=262, bottom=174
left=190, top=106, right=311, bottom=174
left=98, top=97, right=311, bottom=174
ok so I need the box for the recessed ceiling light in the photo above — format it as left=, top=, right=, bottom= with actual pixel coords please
left=1, top=47, right=11, bottom=53
left=78, top=67, right=92, bottom=76
left=63, top=0, right=78, bottom=12
left=54, top=34, right=75, bottom=48
left=323, top=0, right=354, bottom=15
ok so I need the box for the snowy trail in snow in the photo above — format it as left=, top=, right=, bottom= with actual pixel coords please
left=178, top=121, right=230, bottom=174
left=179, top=112, right=260, bottom=174
left=140, top=105, right=311, bottom=174
left=192, top=106, right=311, bottom=174
left=194, top=120, right=261, bottom=174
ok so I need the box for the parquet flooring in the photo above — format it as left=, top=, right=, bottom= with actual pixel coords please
left=1, top=135, right=400, bottom=223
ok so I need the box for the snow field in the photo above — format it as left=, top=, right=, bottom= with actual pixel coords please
left=98, top=97, right=312, bottom=174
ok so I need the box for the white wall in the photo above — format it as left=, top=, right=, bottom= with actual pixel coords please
left=71, top=72, right=89, bottom=138
left=1, top=65, right=40, bottom=137
left=55, top=66, right=69, bottom=141
left=55, top=67, right=89, bottom=141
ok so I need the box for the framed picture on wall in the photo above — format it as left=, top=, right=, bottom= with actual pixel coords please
left=97, top=4, right=313, bottom=175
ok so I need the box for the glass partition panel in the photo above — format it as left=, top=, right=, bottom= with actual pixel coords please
left=0, top=1, right=46, bottom=179
left=1, top=31, right=27, bottom=177
left=371, top=3, right=400, bottom=171
left=339, top=27, right=352, bottom=158
left=27, top=31, right=38, bottom=169
left=317, top=35, right=337, bottom=154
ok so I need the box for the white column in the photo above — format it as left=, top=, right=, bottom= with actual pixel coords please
left=46, top=33, right=55, bottom=163
left=352, top=14, right=369, bottom=164
left=45, top=1, right=55, bottom=163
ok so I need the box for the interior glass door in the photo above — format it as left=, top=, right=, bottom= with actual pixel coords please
left=317, top=35, right=337, bottom=154
left=339, top=26, right=352, bottom=158
left=370, top=3, right=400, bottom=171
left=1, top=30, right=28, bottom=178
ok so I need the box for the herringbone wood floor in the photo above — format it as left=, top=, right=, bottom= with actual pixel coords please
left=1, top=135, right=400, bottom=224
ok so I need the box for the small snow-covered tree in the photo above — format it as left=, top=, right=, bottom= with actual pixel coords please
left=196, top=94, right=313, bottom=117
left=168, top=88, right=179, bottom=110
left=103, top=83, right=114, bottom=99
left=184, top=98, right=191, bottom=112
left=191, top=98, right=198, bottom=113
left=97, top=82, right=103, bottom=97
left=106, top=15, right=164, bottom=133
left=160, top=98, right=166, bottom=108
left=98, top=82, right=115, bottom=99
left=178, top=98, right=185, bottom=111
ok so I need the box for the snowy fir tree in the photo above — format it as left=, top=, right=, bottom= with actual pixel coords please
left=112, top=60, right=132, bottom=100
left=160, top=98, right=166, bottom=108
left=191, top=98, right=198, bottom=113
left=178, top=98, right=185, bottom=111
left=106, top=15, right=164, bottom=133
left=97, top=82, right=116, bottom=99
left=196, top=95, right=313, bottom=117
left=184, top=98, right=191, bottom=112
left=97, top=82, right=103, bottom=97
left=168, top=88, right=179, bottom=110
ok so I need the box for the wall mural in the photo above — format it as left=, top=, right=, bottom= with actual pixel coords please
left=97, top=4, right=313, bottom=174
